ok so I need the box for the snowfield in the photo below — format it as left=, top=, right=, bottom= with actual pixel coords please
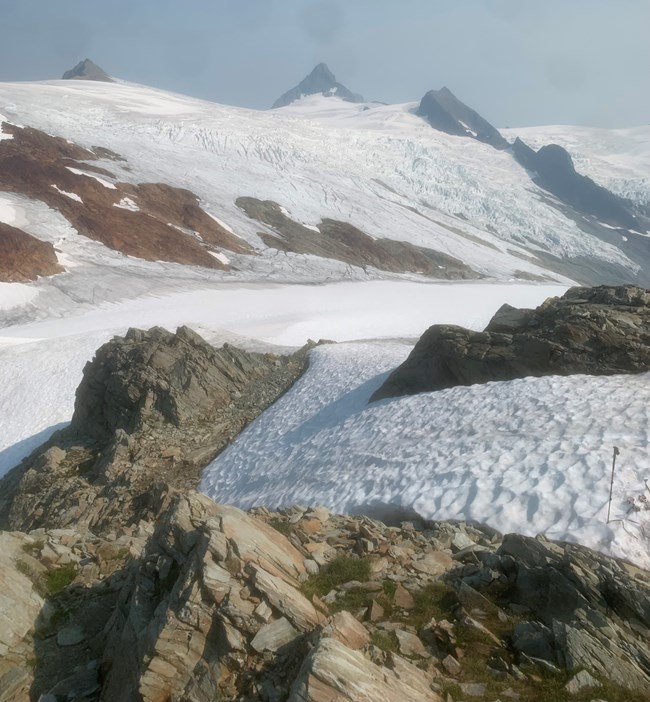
left=202, top=342, right=650, bottom=570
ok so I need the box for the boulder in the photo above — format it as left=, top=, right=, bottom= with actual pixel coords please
left=288, top=638, right=443, bottom=702
left=372, top=285, right=650, bottom=400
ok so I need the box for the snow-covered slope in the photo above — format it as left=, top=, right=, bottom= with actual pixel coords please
left=202, top=341, right=650, bottom=569
left=0, top=79, right=648, bottom=330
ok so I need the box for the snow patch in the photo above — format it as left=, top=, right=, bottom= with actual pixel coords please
left=209, top=251, right=231, bottom=265
left=66, top=167, right=117, bottom=189
left=207, top=213, right=235, bottom=233
left=51, top=185, right=83, bottom=203
left=113, top=197, right=139, bottom=211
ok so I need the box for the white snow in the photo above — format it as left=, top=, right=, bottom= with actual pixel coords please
left=0, top=79, right=637, bottom=289
left=207, top=213, right=235, bottom=233
left=0, top=283, right=39, bottom=311
left=50, top=184, right=83, bottom=203
left=201, top=342, right=650, bottom=569
left=113, top=197, right=139, bottom=211
left=0, top=195, right=29, bottom=228
left=209, top=251, right=231, bottom=266
left=66, top=167, right=117, bottom=189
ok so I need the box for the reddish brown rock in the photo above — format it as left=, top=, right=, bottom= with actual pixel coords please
left=0, top=123, right=251, bottom=271
left=0, top=222, right=64, bottom=282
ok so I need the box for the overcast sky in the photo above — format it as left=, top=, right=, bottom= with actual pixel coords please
left=0, top=0, right=648, bottom=128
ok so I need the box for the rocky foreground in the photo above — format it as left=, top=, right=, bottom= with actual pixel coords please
left=1, top=306, right=650, bottom=701
left=2, top=493, right=650, bottom=701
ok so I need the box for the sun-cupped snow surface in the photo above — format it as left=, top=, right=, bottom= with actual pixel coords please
left=0, top=80, right=638, bottom=285
left=202, top=342, right=650, bottom=569
left=0, top=281, right=565, bottom=479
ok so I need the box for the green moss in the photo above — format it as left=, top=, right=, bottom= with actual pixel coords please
left=44, top=564, right=78, bottom=596
left=21, top=539, right=44, bottom=555
left=370, top=630, right=399, bottom=653
left=302, top=555, right=371, bottom=600
left=408, top=582, right=458, bottom=630
left=268, top=517, right=291, bottom=536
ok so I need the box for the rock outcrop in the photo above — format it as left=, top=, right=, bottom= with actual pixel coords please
left=372, top=285, right=650, bottom=400
left=417, top=87, right=508, bottom=149
left=0, top=326, right=314, bottom=534
left=0, top=221, right=64, bottom=281
left=0, top=122, right=251, bottom=271
left=272, top=63, right=364, bottom=109
left=62, top=59, right=114, bottom=83
left=237, top=196, right=480, bottom=279
left=513, top=137, right=642, bottom=231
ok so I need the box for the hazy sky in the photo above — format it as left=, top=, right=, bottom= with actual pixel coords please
left=0, top=0, right=648, bottom=128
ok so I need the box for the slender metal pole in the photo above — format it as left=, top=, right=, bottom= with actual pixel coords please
left=607, top=446, right=620, bottom=524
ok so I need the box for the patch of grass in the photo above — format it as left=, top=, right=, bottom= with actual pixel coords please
left=407, top=581, right=458, bottom=630
left=302, top=555, right=371, bottom=600
left=370, top=630, right=399, bottom=653
left=382, top=580, right=397, bottom=598
left=44, top=564, right=77, bottom=596
left=268, top=517, right=291, bottom=536
left=21, top=539, right=44, bottom=555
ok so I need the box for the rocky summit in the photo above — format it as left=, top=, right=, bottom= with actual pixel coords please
left=272, top=63, right=364, bottom=109
left=372, top=285, right=650, bottom=400
left=62, top=59, right=114, bottom=82
left=417, top=87, right=508, bottom=150
left=2, top=491, right=650, bottom=701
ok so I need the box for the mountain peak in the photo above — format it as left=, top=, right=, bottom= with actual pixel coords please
left=272, top=63, right=364, bottom=109
left=417, top=87, right=508, bottom=149
left=309, top=63, right=336, bottom=82
left=62, top=59, right=114, bottom=83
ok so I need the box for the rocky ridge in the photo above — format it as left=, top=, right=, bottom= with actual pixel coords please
left=236, top=196, right=480, bottom=279
left=0, top=326, right=315, bottom=535
left=372, top=285, right=650, bottom=401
